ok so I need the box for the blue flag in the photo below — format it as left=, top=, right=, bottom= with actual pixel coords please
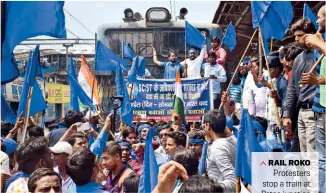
left=1, top=1, right=66, bottom=84
left=251, top=1, right=293, bottom=54
left=67, top=71, right=95, bottom=111
left=303, top=3, right=318, bottom=30
left=138, top=129, right=158, bottom=193
left=122, top=41, right=136, bottom=59
left=223, top=22, right=237, bottom=52
left=116, top=63, right=133, bottom=126
left=1, top=93, right=16, bottom=124
left=17, top=45, right=47, bottom=118
left=198, top=142, right=208, bottom=175
left=68, top=55, right=80, bottom=111
left=128, top=56, right=146, bottom=82
left=235, top=109, right=263, bottom=185
left=95, top=41, right=128, bottom=73
left=185, top=21, right=206, bottom=49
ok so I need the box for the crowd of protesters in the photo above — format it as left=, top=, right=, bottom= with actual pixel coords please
left=1, top=5, right=325, bottom=193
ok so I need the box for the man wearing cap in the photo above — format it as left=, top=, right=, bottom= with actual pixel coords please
left=205, top=36, right=227, bottom=67
left=1, top=137, right=18, bottom=176
left=181, top=45, right=207, bottom=78
left=50, top=142, right=76, bottom=193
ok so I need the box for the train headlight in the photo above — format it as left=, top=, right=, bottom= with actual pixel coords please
left=146, top=7, right=170, bottom=22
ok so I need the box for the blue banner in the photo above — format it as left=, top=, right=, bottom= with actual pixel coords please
left=131, top=78, right=213, bottom=122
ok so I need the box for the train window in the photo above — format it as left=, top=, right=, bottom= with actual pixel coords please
left=107, top=31, right=153, bottom=57
left=160, top=31, right=188, bottom=57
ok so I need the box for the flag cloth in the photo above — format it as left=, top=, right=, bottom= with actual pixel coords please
left=185, top=21, right=206, bottom=49
left=138, top=129, right=158, bottom=193
left=122, top=41, right=136, bottom=59
left=1, top=93, right=16, bottom=124
left=303, top=3, right=318, bottom=30
left=127, top=56, right=146, bottom=82
left=223, top=22, right=237, bottom=52
left=78, top=55, right=100, bottom=105
left=235, top=109, right=263, bottom=185
left=95, top=40, right=128, bottom=73
left=1, top=1, right=66, bottom=84
left=17, top=45, right=47, bottom=118
left=251, top=1, right=293, bottom=54
left=67, top=71, right=95, bottom=111
left=172, top=70, right=185, bottom=123
left=116, top=62, right=133, bottom=126
left=68, top=55, right=80, bottom=111
left=198, top=142, right=208, bottom=175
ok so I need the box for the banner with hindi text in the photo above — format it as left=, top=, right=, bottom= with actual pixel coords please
left=131, top=78, right=213, bottom=122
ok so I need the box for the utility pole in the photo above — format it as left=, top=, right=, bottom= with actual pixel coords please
left=63, top=44, right=73, bottom=70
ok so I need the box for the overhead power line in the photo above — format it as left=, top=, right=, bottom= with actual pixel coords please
left=64, top=8, right=95, bottom=36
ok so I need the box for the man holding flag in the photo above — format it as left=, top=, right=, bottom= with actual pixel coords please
left=184, top=21, right=207, bottom=78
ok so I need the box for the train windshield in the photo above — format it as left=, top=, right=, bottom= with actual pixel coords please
left=106, top=28, right=209, bottom=58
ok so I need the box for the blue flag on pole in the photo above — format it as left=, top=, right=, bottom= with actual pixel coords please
left=198, top=142, right=208, bottom=175
left=17, top=46, right=47, bottom=118
left=68, top=55, right=80, bottom=111
left=223, top=22, right=237, bottom=52
left=116, top=63, right=133, bottom=126
left=95, top=41, right=128, bottom=73
left=251, top=1, right=293, bottom=54
left=122, top=41, right=136, bottom=59
left=185, top=21, right=206, bottom=49
left=138, top=129, right=158, bottom=193
left=1, top=93, right=16, bottom=124
left=128, top=56, right=146, bottom=82
left=1, top=1, right=66, bottom=84
left=303, top=3, right=318, bottom=30
left=235, top=109, right=263, bottom=185
left=67, top=71, right=95, bottom=111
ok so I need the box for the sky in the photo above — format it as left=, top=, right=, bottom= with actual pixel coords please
left=16, top=1, right=219, bottom=51
left=64, top=1, right=219, bottom=38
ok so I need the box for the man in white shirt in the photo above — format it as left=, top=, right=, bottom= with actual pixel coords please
left=155, top=125, right=174, bottom=166
left=50, top=142, right=76, bottom=193
left=0, top=151, right=10, bottom=192
left=202, top=52, right=227, bottom=109
left=203, top=110, right=237, bottom=193
left=181, top=45, right=207, bottom=79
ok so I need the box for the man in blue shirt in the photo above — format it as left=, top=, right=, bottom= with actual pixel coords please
left=67, top=148, right=109, bottom=193
left=152, top=47, right=184, bottom=79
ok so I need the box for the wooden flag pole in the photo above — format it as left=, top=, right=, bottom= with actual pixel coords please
left=21, top=86, right=34, bottom=143
left=258, top=28, right=263, bottom=75
left=236, top=177, right=241, bottom=193
left=258, top=28, right=282, bottom=129
left=299, top=54, right=324, bottom=88
left=218, top=29, right=258, bottom=111
left=89, top=33, right=98, bottom=122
